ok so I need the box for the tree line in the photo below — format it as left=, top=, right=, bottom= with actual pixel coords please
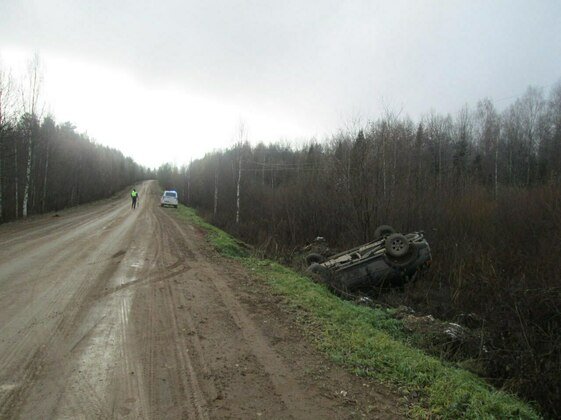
left=159, top=82, right=561, bottom=417
left=0, top=56, right=147, bottom=222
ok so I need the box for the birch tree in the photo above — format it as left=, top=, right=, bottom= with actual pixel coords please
left=235, top=121, right=247, bottom=225
left=21, top=53, right=42, bottom=218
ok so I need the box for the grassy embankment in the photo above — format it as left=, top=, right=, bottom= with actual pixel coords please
left=175, top=205, right=540, bottom=419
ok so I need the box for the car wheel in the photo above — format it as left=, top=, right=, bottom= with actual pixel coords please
left=305, top=253, right=325, bottom=265
left=385, top=233, right=410, bottom=258
left=374, top=224, right=395, bottom=239
left=384, top=244, right=420, bottom=268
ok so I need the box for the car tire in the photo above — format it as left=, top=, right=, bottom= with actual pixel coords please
left=384, top=244, right=420, bottom=268
left=385, top=233, right=410, bottom=258
left=374, top=224, right=396, bottom=239
left=305, top=253, right=325, bottom=265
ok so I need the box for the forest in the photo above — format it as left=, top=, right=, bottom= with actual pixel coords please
left=0, top=58, right=147, bottom=222
left=159, top=83, right=561, bottom=417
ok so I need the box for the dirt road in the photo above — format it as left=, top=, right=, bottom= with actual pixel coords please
left=0, top=181, right=402, bottom=419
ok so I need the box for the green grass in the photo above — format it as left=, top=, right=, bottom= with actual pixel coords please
left=176, top=206, right=248, bottom=258
left=175, top=204, right=541, bottom=419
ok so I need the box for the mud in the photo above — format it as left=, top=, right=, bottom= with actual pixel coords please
left=0, top=181, right=403, bottom=419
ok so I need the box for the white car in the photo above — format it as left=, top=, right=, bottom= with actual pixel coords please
left=160, top=190, right=178, bottom=208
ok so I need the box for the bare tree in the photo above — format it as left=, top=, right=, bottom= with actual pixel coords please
left=21, top=53, right=42, bottom=218
left=475, top=98, right=501, bottom=197
left=235, top=120, right=247, bottom=225
left=0, top=58, right=20, bottom=221
left=0, top=57, right=146, bottom=222
left=213, top=155, right=219, bottom=217
left=40, top=116, right=55, bottom=212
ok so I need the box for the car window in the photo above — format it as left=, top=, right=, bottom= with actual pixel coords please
left=165, top=192, right=177, bottom=197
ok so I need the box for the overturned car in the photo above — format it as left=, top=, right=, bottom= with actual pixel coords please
left=307, top=225, right=431, bottom=293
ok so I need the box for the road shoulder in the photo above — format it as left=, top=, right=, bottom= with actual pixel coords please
left=168, top=207, right=405, bottom=418
left=169, top=204, right=540, bottom=419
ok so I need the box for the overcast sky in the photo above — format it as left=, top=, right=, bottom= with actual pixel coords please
left=1, top=0, right=560, bottom=168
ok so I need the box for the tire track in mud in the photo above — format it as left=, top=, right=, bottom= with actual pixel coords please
left=104, top=205, right=154, bottom=420
left=0, top=181, right=404, bottom=419
left=158, top=208, right=218, bottom=406
left=128, top=201, right=165, bottom=420
left=0, top=246, right=126, bottom=418
left=0, top=203, right=128, bottom=280
left=156, top=208, right=400, bottom=419
left=0, top=186, right=146, bottom=419
left=141, top=202, right=210, bottom=419
left=0, top=197, right=126, bottom=252
left=158, top=209, right=316, bottom=418
left=53, top=187, right=154, bottom=420
left=143, top=203, right=166, bottom=419
left=0, top=231, right=127, bottom=417
left=0, top=200, right=133, bottom=358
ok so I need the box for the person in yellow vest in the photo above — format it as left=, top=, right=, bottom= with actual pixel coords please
left=131, top=188, right=139, bottom=209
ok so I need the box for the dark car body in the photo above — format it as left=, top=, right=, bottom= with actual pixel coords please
left=309, top=232, right=431, bottom=292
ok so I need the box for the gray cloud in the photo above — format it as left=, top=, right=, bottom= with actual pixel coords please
left=2, top=0, right=561, bottom=135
